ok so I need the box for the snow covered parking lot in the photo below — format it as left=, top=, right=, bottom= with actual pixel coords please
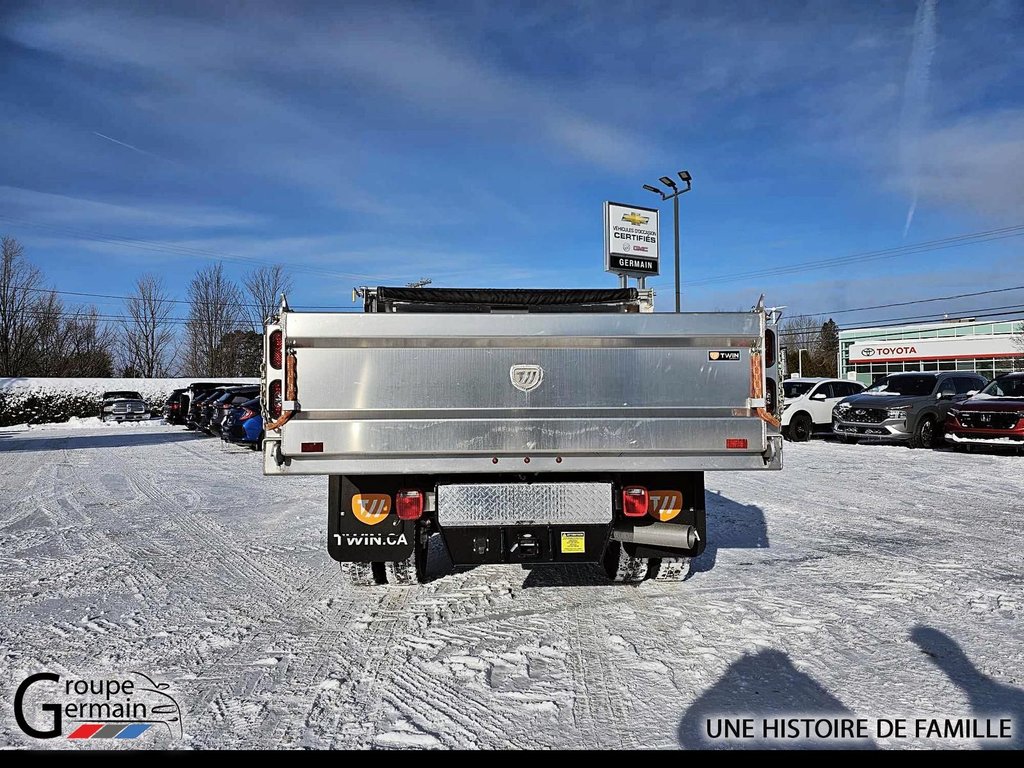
left=1, top=422, right=1021, bottom=749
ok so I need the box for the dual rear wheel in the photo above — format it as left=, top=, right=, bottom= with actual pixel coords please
left=342, top=530, right=691, bottom=586
left=601, top=541, right=690, bottom=583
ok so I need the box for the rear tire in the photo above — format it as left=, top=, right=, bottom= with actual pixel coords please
left=789, top=412, right=813, bottom=442
left=382, top=526, right=429, bottom=586
left=602, top=541, right=650, bottom=583
left=650, top=557, right=691, bottom=581
left=340, top=561, right=386, bottom=586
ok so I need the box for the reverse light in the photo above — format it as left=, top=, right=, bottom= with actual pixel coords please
left=269, top=380, right=282, bottom=418
left=270, top=329, right=283, bottom=369
left=396, top=489, right=424, bottom=521
left=622, top=486, right=649, bottom=518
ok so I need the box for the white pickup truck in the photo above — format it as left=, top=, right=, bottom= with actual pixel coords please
left=261, top=287, right=782, bottom=585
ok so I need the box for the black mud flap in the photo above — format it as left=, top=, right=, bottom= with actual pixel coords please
left=328, top=475, right=426, bottom=563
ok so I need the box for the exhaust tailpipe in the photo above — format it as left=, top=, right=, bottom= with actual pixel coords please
left=611, top=522, right=700, bottom=550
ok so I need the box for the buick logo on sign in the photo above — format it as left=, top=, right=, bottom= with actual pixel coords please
left=510, top=364, right=544, bottom=393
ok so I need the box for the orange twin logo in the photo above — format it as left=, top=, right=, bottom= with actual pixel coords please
left=351, top=494, right=391, bottom=526
left=648, top=490, right=683, bottom=522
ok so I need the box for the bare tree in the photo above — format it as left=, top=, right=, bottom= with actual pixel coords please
left=119, top=275, right=177, bottom=377
left=244, top=264, right=292, bottom=332
left=1012, top=321, right=1024, bottom=372
left=184, top=263, right=246, bottom=376
left=0, top=236, right=46, bottom=376
left=38, top=305, right=115, bottom=377
left=780, top=315, right=824, bottom=377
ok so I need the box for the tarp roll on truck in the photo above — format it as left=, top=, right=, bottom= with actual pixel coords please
left=261, top=287, right=783, bottom=585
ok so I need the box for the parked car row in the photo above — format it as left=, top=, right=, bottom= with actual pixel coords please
left=162, top=382, right=264, bottom=449
left=783, top=371, right=1024, bottom=453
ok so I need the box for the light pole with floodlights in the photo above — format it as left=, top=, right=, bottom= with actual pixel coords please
left=643, top=170, right=692, bottom=313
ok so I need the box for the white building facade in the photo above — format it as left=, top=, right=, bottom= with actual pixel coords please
left=839, top=318, right=1024, bottom=385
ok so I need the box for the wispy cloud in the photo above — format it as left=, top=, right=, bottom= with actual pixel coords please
left=2, top=1, right=1023, bottom=317
left=0, top=185, right=261, bottom=230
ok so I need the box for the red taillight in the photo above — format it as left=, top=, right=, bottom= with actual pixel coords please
left=270, top=329, right=283, bottom=369
left=622, top=486, right=649, bottom=518
left=396, top=489, right=424, bottom=521
left=726, top=438, right=748, bottom=449
left=301, top=442, right=324, bottom=453
left=269, top=380, right=282, bottom=418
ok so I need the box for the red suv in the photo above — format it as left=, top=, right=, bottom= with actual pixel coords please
left=945, top=372, right=1024, bottom=452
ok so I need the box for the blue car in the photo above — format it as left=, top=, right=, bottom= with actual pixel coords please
left=222, top=397, right=263, bottom=448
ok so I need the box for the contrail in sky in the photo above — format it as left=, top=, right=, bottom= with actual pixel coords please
left=92, top=131, right=158, bottom=158
left=899, top=0, right=938, bottom=238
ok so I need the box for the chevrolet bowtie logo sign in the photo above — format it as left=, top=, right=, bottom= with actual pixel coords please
left=621, top=212, right=649, bottom=226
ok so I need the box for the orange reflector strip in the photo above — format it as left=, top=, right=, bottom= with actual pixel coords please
left=301, top=442, right=324, bottom=453
left=726, top=438, right=748, bottom=449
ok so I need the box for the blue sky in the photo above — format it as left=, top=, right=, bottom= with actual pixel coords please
left=2, top=0, right=1023, bottom=325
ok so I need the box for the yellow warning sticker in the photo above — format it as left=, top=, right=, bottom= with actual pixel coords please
left=561, top=532, right=586, bottom=554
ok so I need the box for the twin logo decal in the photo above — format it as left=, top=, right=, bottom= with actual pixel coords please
left=708, top=350, right=740, bottom=361
left=510, top=364, right=544, bottom=393
left=351, top=494, right=391, bottom=526
left=648, top=490, right=683, bottom=522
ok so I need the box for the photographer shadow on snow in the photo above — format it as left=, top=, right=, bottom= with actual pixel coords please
left=685, top=490, right=769, bottom=580
left=911, top=625, right=1023, bottom=750
left=677, top=648, right=876, bottom=750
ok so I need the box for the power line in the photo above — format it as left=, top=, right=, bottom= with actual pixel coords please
left=786, top=283, right=1024, bottom=321
left=687, top=224, right=1024, bottom=287
left=777, top=303, right=1024, bottom=338
left=21, top=285, right=362, bottom=312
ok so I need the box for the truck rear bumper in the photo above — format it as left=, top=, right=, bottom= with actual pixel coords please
left=265, top=436, right=782, bottom=474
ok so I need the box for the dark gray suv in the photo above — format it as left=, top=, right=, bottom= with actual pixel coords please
left=832, top=371, right=987, bottom=449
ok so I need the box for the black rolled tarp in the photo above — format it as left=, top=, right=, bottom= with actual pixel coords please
left=373, top=287, right=639, bottom=307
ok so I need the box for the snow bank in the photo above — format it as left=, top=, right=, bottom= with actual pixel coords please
left=0, top=377, right=257, bottom=428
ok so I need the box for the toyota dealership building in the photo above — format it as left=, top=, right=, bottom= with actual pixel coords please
left=839, top=317, right=1024, bottom=385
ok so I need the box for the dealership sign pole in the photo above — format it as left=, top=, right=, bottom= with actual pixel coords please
left=605, top=201, right=660, bottom=287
